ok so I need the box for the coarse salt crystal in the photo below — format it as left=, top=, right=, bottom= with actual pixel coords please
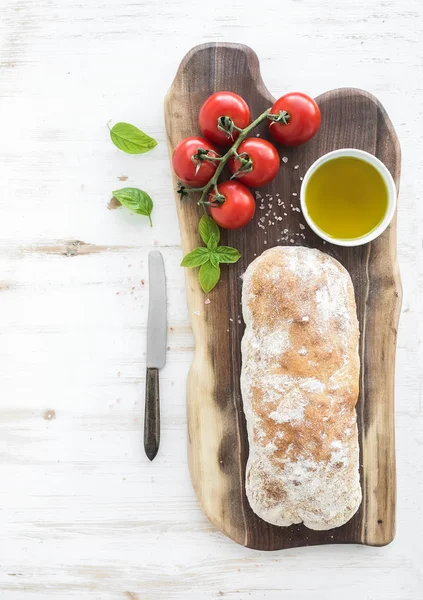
left=282, top=156, right=288, bottom=163
left=294, top=165, right=299, bottom=169
left=299, top=223, right=305, bottom=230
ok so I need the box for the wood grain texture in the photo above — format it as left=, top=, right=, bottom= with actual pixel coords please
left=165, top=42, right=401, bottom=550
left=144, top=367, right=160, bottom=461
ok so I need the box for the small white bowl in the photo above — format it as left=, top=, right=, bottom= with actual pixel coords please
left=300, top=148, right=397, bottom=247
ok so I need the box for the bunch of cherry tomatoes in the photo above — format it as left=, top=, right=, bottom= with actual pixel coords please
left=172, top=91, right=321, bottom=230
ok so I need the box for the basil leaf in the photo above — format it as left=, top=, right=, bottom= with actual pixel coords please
left=199, top=215, right=220, bottom=245
left=109, top=122, right=157, bottom=154
left=208, top=233, right=219, bottom=252
left=209, top=252, right=219, bottom=269
left=199, top=262, right=220, bottom=294
left=180, top=247, right=210, bottom=268
left=112, top=187, right=153, bottom=226
left=215, top=246, right=241, bottom=264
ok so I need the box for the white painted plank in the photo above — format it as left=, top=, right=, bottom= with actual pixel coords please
left=1, top=0, right=422, bottom=598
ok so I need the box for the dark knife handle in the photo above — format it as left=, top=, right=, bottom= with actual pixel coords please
left=144, top=367, right=160, bottom=461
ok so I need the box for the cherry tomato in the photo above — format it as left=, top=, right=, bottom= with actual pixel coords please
left=269, top=92, right=321, bottom=147
left=172, top=136, right=220, bottom=186
left=208, top=181, right=255, bottom=230
left=199, top=92, right=251, bottom=147
left=228, top=138, right=280, bottom=188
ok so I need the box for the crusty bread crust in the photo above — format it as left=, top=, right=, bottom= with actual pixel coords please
left=241, top=246, right=362, bottom=530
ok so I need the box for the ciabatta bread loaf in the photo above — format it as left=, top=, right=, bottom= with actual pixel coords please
left=241, top=246, right=361, bottom=530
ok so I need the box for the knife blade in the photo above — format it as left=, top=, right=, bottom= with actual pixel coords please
left=144, top=250, right=167, bottom=461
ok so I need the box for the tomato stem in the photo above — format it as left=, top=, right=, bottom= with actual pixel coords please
left=179, top=108, right=273, bottom=208
left=194, top=108, right=271, bottom=206
left=267, top=110, right=291, bottom=125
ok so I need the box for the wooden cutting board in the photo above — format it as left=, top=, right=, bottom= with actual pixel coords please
left=164, top=42, right=401, bottom=550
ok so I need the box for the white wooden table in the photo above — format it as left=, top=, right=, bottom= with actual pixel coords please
left=1, top=1, right=422, bottom=598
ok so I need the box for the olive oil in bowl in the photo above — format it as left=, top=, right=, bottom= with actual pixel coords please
left=305, top=156, right=388, bottom=240
left=300, top=149, right=396, bottom=246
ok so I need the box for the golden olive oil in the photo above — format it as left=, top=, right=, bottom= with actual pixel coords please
left=305, top=157, right=388, bottom=239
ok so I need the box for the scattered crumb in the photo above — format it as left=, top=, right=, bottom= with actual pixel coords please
left=294, top=165, right=299, bottom=170
left=264, top=240, right=267, bottom=244
left=194, top=310, right=201, bottom=316
left=299, top=223, right=306, bottom=230
left=300, top=176, right=303, bottom=181
left=141, top=280, right=145, bottom=285
left=205, top=298, right=210, bottom=305
left=107, top=196, right=121, bottom=210
left=237, top=319, right=241, bottom=324
left=282, top=156, right=288, bottom=163
left=302, top=316, right=309, bottom=322
left=229, top=318, right=233, bottom=322
left=290, top=239, right=294, bottom=243
left=298, top=347, right=308, bottom=355
left=292, top=192, right=297, bottom=196
left=43, top=409, right=56, bottom=421
left=118, top=175, right=129, bottom=181
left=116, top=292, right=120, bottom=295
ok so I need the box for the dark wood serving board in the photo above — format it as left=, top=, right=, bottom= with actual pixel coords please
left=164, top=43, right=401, bottom=550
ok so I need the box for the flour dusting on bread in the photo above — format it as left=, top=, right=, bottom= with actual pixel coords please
left=241, top=246, right=361, bottom=530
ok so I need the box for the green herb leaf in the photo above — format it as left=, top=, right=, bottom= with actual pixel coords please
left=208, top=233, right=218, bottom=252
left=199, top=262, right=220, bottom=294
left=199, top=215, right=220, bottom=245
left=215, top=246, right=241, bottom=264
left=109, top=122, right=157, bottom=154
left=180, top=247, right=210, bottom=268
left=112, top=187, right=153, bottom=226
left=209, top=252, right=219, bottom=269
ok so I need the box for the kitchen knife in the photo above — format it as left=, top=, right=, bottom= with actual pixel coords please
left=144, top=250, right=167, bottom=461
